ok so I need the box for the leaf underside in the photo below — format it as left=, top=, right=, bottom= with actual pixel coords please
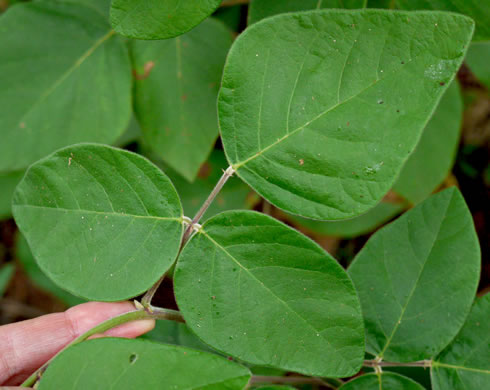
left=218, top=9, right=474, bottom=220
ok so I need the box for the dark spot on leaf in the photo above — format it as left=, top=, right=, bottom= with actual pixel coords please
left=401, top=61, right=405, bottom=64
left=439, top=82, right=445, bottom=86
left=129, top=354, right=138, bottom=364
left=197, top=162, right=211, bottom=179
left=181, top=94, right=188, bottom=102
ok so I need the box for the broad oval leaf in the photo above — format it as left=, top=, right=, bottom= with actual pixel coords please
left=38, top=338, right=251, bottom=390
left=218, top=10, right=473, bottom=220
left=248, top=0, right=366, bottom=25
left=431, top=294, right=490, bottom=390
left=348, top=188, right=480, bottom=361
left=174, top=211, right=365, bottom=378
left=393, top=81, right=463, bottom=204
left=110, top=0, right=222, bottom=40
left=466, top=42, right=490, bottom=89
left=340, top=372, right=425, bottom=390
left=12, top=144, right=183, bottom=301
left=0, top=2, right=131, bottom=173
left=132, top=19, right=233, bottom=181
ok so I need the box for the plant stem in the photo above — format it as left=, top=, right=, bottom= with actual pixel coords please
left=181, top=166, right=235, bottom=244
left=250, top=375, right=335, bottom=389
left=21, top=307, right=184, bottom=388
left=363, top=359, right=432, bottom=368
left=141, top=272, right=167, bottom=309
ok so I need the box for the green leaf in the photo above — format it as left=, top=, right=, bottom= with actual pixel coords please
left=290, top=201, right=404, bottom=238
left=431, top=294, right=490, bottom=390
left=248, top=0, right=366, bottom=25
left=114, top=115, right=143, bottom=148
left=142, top=320, right=213, bottom=353
left=340, top=372, right=425, bottom=390
left=393, top=81, right=463, bottom=204
left=38, top=338, right=251, bottom=390
left=218, top=10, right=474, bottom=220
left=348, top=188, right=480, bottom=361
left=0, top=170, right=23, bottom=219
left=0, top=1, right=131, bottom=173
left=12, top=144, right=183, bottom=301
left=16, top=234, right=85, bottom=306
left=466, top=42, right=490, bottom=89
left=214, top=4, right=242, bottom=31
left=395, top=0, right=490, bottom=42
left=174, top=211, right=365, bottom=377
left=161, top=150, right=257, bottom=218
left=0, top=263, right=14, bottom=297
left=53, top=0, right=112, bottom=18
left=132, top=19, right=233, bottom=181
left=110, top=0, right=222, bottom=40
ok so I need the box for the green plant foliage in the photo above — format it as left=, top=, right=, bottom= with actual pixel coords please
left=0, top=263, right=14, bottom=296
left=218, top=10, right=474, bottom=220
left=393, top=81, right=463, bottom=204
left=290, top=201, right=404, bottom=238
left=38, top=338, right=251, bottom=389
left=110, top=0, right=222, bottom=40
left=395, top=0, right=490, bottom=42
left=465, top=42, right=490, bottom=89
left=175, top=211, right=365, bottom=377
left=12, top=144, right=183, bottom=301
left=58, top=0, right=112, bottom=18
left=431, top=294, right=490, bottom=390
left=348, top=188, right=480, bottom=361
left=254, top=387, right=296, bottom=390
left=248, top=0, right=367, bottom=25
left=0, top=170, right=23, bottom=219
left=16, top=234, right=85, bottom=306
left=114, top=115, right=143, bottom=148
left=132, top=19, right=233, bottom=181
left=162, top=150, right=257, bottom=218
left=0, top=1, right=131, bottom=173
left=340, top=372, right=425, bottom=389
left=143, top=319, right=212, bottom=352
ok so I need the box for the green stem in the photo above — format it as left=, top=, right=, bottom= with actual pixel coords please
left=21, top=307, right=184, bottom=388
left=363, top=359, right=432, bottom=368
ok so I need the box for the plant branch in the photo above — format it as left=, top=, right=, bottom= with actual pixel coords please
left=21, top=306, right=184, bottom=388
left=181, top=166, right=235, bottom=244
left=140, top=272, right=167, bottom=309
left=250, top=375, right=335, bottom=389
left=363, top=359, right=432, bottom=368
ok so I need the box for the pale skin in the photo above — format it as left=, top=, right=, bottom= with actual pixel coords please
left=0, top=301, right=155, bottom=388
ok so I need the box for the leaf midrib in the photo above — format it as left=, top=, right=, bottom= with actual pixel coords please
left=432, top=361, right=490, bottom=375
left=14, top=204, right=182, bottom=222
left=200, top=229, right=357, bottom=373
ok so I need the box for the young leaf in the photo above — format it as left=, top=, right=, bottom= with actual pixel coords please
left=0, top=2, right=131, bottom=173
left=339, top=372, right=425, bottom=389
left=16, top=234, right=85, bottom=307
left=290, top=201, right=404, bottom=238
left=0, top=263, right=14, bottom=297
left=132, top=19, right=233, bottom=181
left=38, top=338, right=251, bottom=389
left=348, top=188, right=480, bottom=361
left=431, top=294, right=490, bottom=390
left=248, top=0, right=366, bottom=25
left=0, top=170, right=23, bottom=219
left=174, top=211, right=365, bottom=378
left=465, top=42, right=490, bottom=89
left=161, top=150, right=257, bottom=218
left=110, top=0, right=222, bottom=40
left=218, top=10, right=474, bottom=220
left=12, top=144, right=183, bottom=301
left=393, top=81, right=463, bottom=204
left=395, top=0, right=490, bottom=42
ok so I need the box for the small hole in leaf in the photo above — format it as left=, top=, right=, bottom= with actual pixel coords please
left=129, top=354, right=138, bottom=364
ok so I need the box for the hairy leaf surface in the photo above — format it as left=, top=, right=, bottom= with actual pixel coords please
left=431, top=294, right=490, bottom=390
left=132, top=19, right=233, bottom=181
left=12, top=144, right=183, bottom=301
left=175, top=211, right=364, bottom=377
left=0, top=2, right=131, bottom=173
left=110, top=0, right=222, bottom=39
left=38, top=338, right=251, bottom=389
left=218, top=10, right=473, bottom=220
left=348, top=188, right=480, bottom=361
